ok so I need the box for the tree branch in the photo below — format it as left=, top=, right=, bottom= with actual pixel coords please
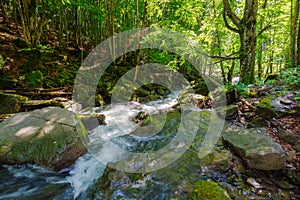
left=202, top=51, right=241, bottom=60
left=257, top=24, right=271, bottom=38
left=223, top=8, right=240, bottom=33
left=222, top=0, right=241, bottom=30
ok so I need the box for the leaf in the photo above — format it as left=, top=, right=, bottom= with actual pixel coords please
left=295, top=93, right=300, bottom=101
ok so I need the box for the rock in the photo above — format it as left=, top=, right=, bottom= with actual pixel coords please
left=247, top=117, right=268, bottom=128
left=130, top=111, right=149, bottom=124
left=189, top=180, right=231, bottom=200
left=199, top=145, right=233, bottom=169
left=278, top=96, right=294, bottom=105
left=0, top=92, right=28, bottom=114
left=90, top=149, right=203, bottom=199
left=277, top=130, right=300, bottom=146
left=246, top=177, right=264, bottom=189
left=209, top=87, right=237, bottom=107
left=286, top=151, right=296, bottom=162
left=222, top=128, right=286, bottom=170
left=79, top=113, right=106, bottom=131
left=0, top=107, right=88, bottom=171
left=287, top=169, right=300, bottom=186
left=178, top=88, right=211, bottom=109
left=256, top=97, right=295, bottom=119
left=216, top=105, right=238, bottom=120
left=293, top=141, right=300, bottom=152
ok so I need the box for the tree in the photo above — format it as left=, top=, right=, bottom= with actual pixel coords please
left=17, top=0, right=47, bottom=47
left=291, top=0, right=300, bottom=67
left=223, top=0, right=261, bottom=84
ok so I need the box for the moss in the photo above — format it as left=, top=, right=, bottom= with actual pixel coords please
left=0, top=92, right=29, bottom=114
left=257, top=97, right=272, bottom=109
left=74, top=113, right=90, bottom=145
left=189, top=180, right=231, bottom=200
left=142, top=116, right=153, bottom=126
left=256, top=97, right=276, bottom=119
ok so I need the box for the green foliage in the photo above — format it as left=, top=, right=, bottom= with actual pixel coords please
left=233, top=83, right=247, bottom=91
left=0, top=55, right=6, bottom=71
left=142, top=116, right=153, bottom=126
left=19, top=44, right=54, bottom=54
left=295, top=93, right=300, bottom=108
left=280, top=68, right=300, bottom=88
left=25, top=70, right=44, bottom=88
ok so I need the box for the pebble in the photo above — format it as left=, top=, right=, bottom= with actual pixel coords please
left=246, top=177, right=265, bottom=189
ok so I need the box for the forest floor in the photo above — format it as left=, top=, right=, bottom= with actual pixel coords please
left=0, top=17, right=90, bottom=89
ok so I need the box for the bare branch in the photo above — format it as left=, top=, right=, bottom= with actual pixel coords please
left=222, top=0, right=241, bottom=30
left=223, top=9, right=239, bottom=33
left=202, top=51, right=241, bottom=61
left=257, top=24, right=271, bottom=38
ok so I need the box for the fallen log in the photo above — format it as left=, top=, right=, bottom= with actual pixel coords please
left=0, top=88, right=72, bottom=100
left=21, top=100, right=66, bottom=112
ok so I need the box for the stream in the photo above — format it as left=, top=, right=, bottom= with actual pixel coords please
left=0, top=92, right=185, bottom=199
left=0, top=91, right=298, bottom=200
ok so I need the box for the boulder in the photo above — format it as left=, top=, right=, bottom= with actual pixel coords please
left=222, top=128, right=286, bottom=170
left=89, top=149, right=204, bottom=199
left=256, top=97, right=295, bottom=119
left=0, top=107, right=88, bottom=171
left=0, top=92, right=28, bottom=114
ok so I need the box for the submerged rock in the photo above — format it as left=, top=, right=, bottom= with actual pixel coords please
left=199, top=145, right=233, bottom=170
left=0, top=107, right=88, bottom=171
left=90, top=149, right=203, bottom=200
left=0, top=92, right=28, bottom=114
left=222, top=128, right=286, bottom=170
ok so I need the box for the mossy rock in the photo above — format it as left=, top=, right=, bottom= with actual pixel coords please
left=189, top=180, right=231, bottom=200
left=222, top=128, right=286, bottom=170
left=0, top=107, right=88, bottom=171
left=199, top=145, right=233, bottom=169
left=256, top=97, right=295, bottom=119
left=0, top=92, right=29, bottom=114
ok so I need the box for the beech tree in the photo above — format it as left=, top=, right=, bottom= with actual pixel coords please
left=222, top=0, right=276, bottom=84
left=222, top=0, right=261, bottom=84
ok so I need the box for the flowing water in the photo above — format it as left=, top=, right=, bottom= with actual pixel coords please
left=0, top=92, right=298, bottom=200
left=0, top=92, right=182, bottom=200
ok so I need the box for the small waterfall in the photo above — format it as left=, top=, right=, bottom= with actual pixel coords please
left=67, top=92, right=180, bottom=199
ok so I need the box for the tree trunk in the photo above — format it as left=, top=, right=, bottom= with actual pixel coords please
left=297, top=10, right=300, bottom=66
left=257, top=0, right=268, bottom=79
left=291, top=0, right=300, bottom=67
left=257, top=39, right=263, bottom=79
left=227, top=59, right=235, bottom=84
left=222, top=0, right=259, bottom=84
left=239, top=0, right=258, bottom=84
